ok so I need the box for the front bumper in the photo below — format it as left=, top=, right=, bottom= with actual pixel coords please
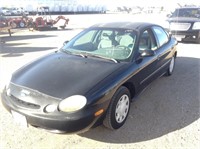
left=170, top=30, right=200, bottom=42
left=1, top=90, right=107, bottom=134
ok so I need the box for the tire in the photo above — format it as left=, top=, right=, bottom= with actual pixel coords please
left=19, top=21, right=25, bottom=28
left=10, top=22, right=17, bottom=28
left=103, top=86, right=131, bottom=130
left=166, top=55, right=175, bottom=76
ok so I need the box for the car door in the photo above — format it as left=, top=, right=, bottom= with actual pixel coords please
left=151, top=26, right=172, bottom=76
left=133, top=29, right=160, bottom=91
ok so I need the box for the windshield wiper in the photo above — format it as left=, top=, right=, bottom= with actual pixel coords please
left=62, top=50, right=86, bottom=58
left=63, top=50, right=119, bottom=63
left=85, top=53, right=119, bottom=63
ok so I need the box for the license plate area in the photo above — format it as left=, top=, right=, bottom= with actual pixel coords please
left=11, top=110, right=28, bottom=127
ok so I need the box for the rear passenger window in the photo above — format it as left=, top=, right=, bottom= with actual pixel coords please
left=152, top=26, right=169, bottom=47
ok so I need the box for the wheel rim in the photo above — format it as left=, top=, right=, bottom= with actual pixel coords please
left=19, top=22, right=25, bottom=28
left=115, top=94, right=130, bottom=123
left=169, top=57, right=175, bottom=73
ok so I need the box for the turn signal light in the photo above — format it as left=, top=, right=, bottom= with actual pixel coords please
left=94, top=109, right=104, bottom=117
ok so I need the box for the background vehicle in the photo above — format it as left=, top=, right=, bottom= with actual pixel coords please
left=167, top=6, right=200, bottom=43
left=8, top=15, right=28, bottom=28
left=1, top=22, right=177, bottom=134
left=27, top=6, right=69, bottom=31
left=1, top=8, right=11, bottom=16
left=0, top=15, right=12, bottom=36
left=10, top=8, right=21, bottom=16
left=0, top=16, right=10, bottom=27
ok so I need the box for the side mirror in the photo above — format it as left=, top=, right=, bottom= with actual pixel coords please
left=140, top=49, right=155, bottom=57
left=63, top=41, right=69, bottom=46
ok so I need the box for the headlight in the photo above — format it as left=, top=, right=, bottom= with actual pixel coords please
left=192, top=22, right=200, bottom=30
left=58, top=95, right=87, bottom=112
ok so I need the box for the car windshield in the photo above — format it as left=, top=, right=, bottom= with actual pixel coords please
left=61, top=28, right=137, bottom=62
left=172, top=8, right=200, bottom=18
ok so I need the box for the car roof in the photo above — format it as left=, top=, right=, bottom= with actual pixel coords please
left=90, top=22, right=157, bottom=31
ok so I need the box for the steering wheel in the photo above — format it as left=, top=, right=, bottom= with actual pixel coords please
left=116, top=45, right=132, bottom=57
left=116, top=45, right=128, bottom=49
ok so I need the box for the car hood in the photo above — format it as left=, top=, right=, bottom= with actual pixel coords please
left=11, top=52, right=125, bottom=99
left=167, top=17, right=200, bottom=23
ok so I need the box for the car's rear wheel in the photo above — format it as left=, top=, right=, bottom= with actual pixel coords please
left=103, top=86, right=131, bottom=130
left=166, top=55, right=175, bottom=76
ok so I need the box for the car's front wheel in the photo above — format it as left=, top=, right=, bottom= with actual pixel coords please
left=103, top=86, right=131, bottom=130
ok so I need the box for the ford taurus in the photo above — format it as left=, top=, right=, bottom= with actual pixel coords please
left=1, top=22, right=178, bottom=133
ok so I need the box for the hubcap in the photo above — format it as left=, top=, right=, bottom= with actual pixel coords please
left=20, top=22, right=25, bottom=27
left=115, top=94, right=130, bottom=123
left=169, top=57, right=175, bottom=73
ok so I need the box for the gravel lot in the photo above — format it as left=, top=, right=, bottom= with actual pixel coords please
left=0, top=13, right=200, bottom=149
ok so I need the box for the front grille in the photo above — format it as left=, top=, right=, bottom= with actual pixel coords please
left=11, top=95, right=40, bottom=109
left=170, top=23, right=191, bottom=31
left=8, top=83, right=60, bottom=110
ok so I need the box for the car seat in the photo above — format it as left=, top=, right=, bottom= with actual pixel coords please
left=98, top=33, right=113, bottom=49
left=118, top=34, right=134, bottom=48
